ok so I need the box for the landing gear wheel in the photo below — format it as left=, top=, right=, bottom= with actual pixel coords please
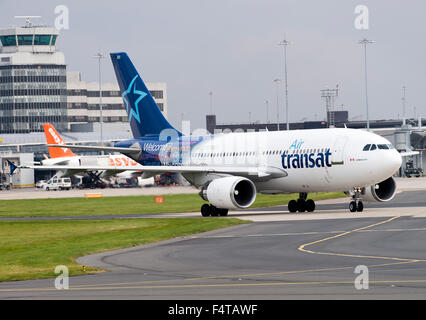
left=288, top=200, right=298, bottom=213
left=218, top=208, right=229, bottom=216
left=349, top=187, right=365, bottom=213
left=201, top=204, right=211, bottom=217
left=349, top=201, right=357, bottom=212
left=306, top=199, right=316, bottom=212
left=210, top=206, right=220, bottom=217
left=297, top=199, right=306, bottom=212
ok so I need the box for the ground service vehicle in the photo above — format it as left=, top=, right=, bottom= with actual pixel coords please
left=43, top=177, right=72, bottom=191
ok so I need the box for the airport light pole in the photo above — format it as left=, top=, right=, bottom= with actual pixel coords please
left=278, top=37, right=291, bottom=130
left=265, top=100, right=269, bottom=123
left=402, top=86, right=406, bottom=124
left=359, top=38, right=374, bottom=130
left=94, top=52, right=105, bottom=151
left=209, top=91, right=213, bottom=114
left=273, top=79, right=282, bottom=130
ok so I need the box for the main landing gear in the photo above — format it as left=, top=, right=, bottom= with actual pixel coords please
left=288, top=193, right=316, bottom=213
left=201, top=204, right=229, bottom=217
left=349, top=188, right=364, bottom=212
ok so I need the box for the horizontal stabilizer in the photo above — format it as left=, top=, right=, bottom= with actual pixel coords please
left=46, top=144, right=141, bottom=155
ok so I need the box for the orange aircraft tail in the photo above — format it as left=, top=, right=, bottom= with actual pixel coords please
left=43, top=124, right=77, bottom=158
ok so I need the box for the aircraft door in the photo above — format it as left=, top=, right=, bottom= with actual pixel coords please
left=322, top=135, right=348, bottom=185
left=331, top=136, right=348, bottom=165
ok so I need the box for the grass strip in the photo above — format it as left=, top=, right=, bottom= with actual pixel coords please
left=0, top=218, right=246, bottom=282
left=0, top=192, right=346, bottom=218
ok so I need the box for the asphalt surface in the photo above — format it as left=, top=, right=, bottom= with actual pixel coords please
left=1, top=187, right=426, bottom=300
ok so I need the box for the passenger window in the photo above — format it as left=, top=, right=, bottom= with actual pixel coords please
left=363, top=144, right=371, bottom=151
left=370, top=144, right=377, bottom=151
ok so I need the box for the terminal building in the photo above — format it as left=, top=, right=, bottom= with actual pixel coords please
left=0, top=23, right=67, bottom=133
left=0, top=20, right=168, bottom=186
left=66, top=71, right=167, bottom=132
left=0, top=21, right=168, bottom=135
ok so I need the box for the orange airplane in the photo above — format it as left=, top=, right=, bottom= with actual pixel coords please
left=39, top=123, right=144, bottom=179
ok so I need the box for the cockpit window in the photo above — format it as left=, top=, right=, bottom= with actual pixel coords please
left=363, top=144, right=388, bottom=151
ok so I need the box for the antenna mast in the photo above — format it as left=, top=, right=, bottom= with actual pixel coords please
left=321, top=85, right=339, bottom=127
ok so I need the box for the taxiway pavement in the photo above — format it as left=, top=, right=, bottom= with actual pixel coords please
left=1, top=183, right=426, bottom=299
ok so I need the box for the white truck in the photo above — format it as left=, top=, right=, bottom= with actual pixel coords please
left=42, top=177, right=72, bottom=191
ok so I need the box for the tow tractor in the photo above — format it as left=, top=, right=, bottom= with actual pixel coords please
left=404, top=160, right=423, bottom=178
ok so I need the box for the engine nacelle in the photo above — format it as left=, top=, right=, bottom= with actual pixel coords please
left=201, top=176, right=257, bottom=209
left=362, top=177, right=397, bottom=202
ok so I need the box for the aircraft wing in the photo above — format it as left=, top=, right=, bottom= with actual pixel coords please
left=19, top=164, right=288, bottom=180
left=400, top=151, right=420, bottom=157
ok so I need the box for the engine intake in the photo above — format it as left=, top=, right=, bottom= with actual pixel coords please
left=201, top=176, right=257, bottom=209
left=362, top=176, right=397, bottom=202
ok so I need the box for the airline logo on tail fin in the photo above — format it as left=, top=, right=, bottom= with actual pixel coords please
left=110, top=52, right=181, bottom=138
left=43, top=124, right=77, bottom=158
left=122, top=75, right=148, bottom=124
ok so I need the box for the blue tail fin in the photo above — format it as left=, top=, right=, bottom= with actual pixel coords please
left=110, top=52, right=180, bottom=138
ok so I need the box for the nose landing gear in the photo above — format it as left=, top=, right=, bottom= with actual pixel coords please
left=349, top=200, right=364, bottom=212
left=349, top=188, right=364, bottom=212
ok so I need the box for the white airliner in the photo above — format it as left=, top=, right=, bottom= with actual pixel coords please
left=38, top=123, right=144, bottom=180
left=27, top=52, right=403, bottom=216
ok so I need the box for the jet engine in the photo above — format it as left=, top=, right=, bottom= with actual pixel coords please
left=362, top=176, right=397, bottom=202
left=201, top=176, right=257, bottom=209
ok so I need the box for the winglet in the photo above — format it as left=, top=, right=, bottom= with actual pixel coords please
left=7, top=160, right=17, bottom=175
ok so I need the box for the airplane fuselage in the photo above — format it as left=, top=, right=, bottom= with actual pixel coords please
left=115, top=128, right=402, bottom=194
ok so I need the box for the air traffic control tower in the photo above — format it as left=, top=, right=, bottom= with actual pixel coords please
left=0, top=18, right=67, bottom=134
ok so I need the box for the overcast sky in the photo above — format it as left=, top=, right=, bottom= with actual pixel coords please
left=1, top=0, right=425, bottom=130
